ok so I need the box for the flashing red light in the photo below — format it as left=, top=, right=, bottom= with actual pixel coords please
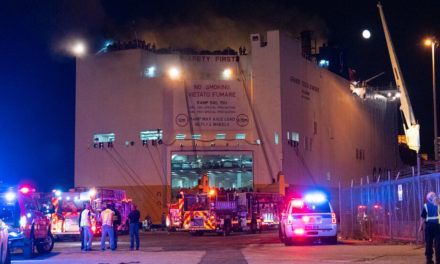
left=91, top=225, right=96, bottom=233
left=19, top=187, right=30, bottom=194
left=373, top=204, right=381, bottom=209
left=179, top=191, right=184, bottom=195
left=302, top=215, right=310, bottom=223
left=209, top=189, right=216, bottom=196
left=358, top=205, right=366, bottom=210
left=293, top=228, right=305, bottom=235
left=281, top=212, right=286, bottom=217
left=291, top=199, right=304, bottom=208
left=331, top=213, right=337, bottom=224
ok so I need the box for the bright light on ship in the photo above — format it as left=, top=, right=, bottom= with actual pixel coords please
left=145, top=66, right=156, bottom=78
left=169, top=67, right=180, bottom=80
left=223, top=68, right=233, bottom=79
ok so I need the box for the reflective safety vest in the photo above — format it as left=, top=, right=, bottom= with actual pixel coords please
left=101, top=209, right=114, bottom=226
left=80, top=209, right=91, bottom=227
left=424, top=203, right=440, bottom=223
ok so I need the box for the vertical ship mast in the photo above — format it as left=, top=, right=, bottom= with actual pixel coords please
left=377, top=2, right=420, bottom=153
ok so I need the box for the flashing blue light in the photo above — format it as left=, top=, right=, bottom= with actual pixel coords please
left=55, top=190, right=61, bottom=197
left=145, top=66, right=156, bottom=78
left=304, top=192, right=327, bottom=204
left=319, top=60, right=329, bottom=68
left=26, top=213, right=32, bottom=218
left=5, top=192, right=16, bottom=202
left=105, top=41, right=113, bottom=47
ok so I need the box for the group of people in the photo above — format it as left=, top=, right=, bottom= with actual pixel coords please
left=420, top=192, right=440, bottom=264
left=79, top=203, right=141, bottom=251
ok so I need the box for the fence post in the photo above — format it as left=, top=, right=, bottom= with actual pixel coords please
left=412, top=174, right=418, bottom=242
left=350, top=179, right=354, bottom=238
left=387, top=171, right=392, bottom=240
left=339, top=181, right=342, bottom=237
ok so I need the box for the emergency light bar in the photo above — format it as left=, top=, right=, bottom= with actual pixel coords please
left=304, top=192, right=327, bottom=204
left=291, top=199, right=304, bottom=208
left=19, top=186, right=30, bottom=194
left=5, top=192, right=16, bottom=202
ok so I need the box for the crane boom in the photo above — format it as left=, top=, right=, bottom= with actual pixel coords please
left=377, top=2, right=420, bottom=153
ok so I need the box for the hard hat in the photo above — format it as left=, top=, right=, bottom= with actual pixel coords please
left=427, top=192, right=436, bottom=202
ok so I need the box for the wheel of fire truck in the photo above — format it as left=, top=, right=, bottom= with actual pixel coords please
left=222, top=220, right=231, bottom=236
left=278, top=227, right=285, bottom=243
left=23, top=228, right=35, bottom=259
left=190, top=231, right=204, bottom=236
left=250, top=219, right=257, bottom=234
left=326, top=235, right=337, bottom=245
left=36, top=232, right=54, bottom=254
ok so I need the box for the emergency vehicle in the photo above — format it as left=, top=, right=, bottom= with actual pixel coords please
left=0, top=186, right=54, bottom=258
left=87, top=188, right=132, bottom=234
left=178, top=190, right=283, bottom=235
left=50, top=188, right=132, bottom=238
left=279, top=192, right=337, bottom=245
left=166, top=200, right=182, bottom=231
left=50, top=191, right=85, bottom=239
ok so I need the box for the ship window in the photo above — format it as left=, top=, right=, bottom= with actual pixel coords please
left=216, top=134, right=226, bottom=140
left=291, top=132, right=299, bottom=142
left=140, top=130, right=163, bottom=140
left=236, top=134, right=246, bottom=140
left=275, top=132, right=279, bottom=145
left=191, top=134, right=201, bottom=140
left=176, top=134, right=186, bottom=140
left=287, top=131, right=290, bottom=140
left=93, top=133, right=115, bottom=143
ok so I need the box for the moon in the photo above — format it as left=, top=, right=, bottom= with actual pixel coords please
left=362, top=29, right=371, bottom=39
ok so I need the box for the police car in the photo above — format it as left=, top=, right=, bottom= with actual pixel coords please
left=279, top=192, right=337, bottom=245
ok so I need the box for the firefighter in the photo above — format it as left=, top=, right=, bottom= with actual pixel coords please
left=419, top=192, right=440, bottom=264
left=100, top=203, right=115, bottom=251
left=128, top=204, right=140, bottom=250
left=111, top=204, right=121, bottom=249
left=80, top=203, right=93, bottom=251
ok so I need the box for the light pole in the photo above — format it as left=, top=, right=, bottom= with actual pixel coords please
left=425, top=38, right=438, bottom=160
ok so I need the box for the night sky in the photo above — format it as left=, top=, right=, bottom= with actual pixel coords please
left=1, top=0, right=439, bottom=191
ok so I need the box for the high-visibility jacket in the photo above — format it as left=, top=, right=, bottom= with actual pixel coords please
left=101, top=209, right=114, bottom=226
left=424, top=203, right=440, bottom=223
left=80, top=209, right=91, bottom=227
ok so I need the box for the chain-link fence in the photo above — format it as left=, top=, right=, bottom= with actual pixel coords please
left=339, top=164, right=440, bottom=242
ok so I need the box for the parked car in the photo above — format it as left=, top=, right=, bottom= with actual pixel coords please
left=0, top=219, right=10, bottom=264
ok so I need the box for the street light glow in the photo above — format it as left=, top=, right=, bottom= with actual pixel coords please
left=362, top=29, right=371, bottom=39
left=72, top=41, right=86, bottom=56
left=425, top=39, right=432, bottom=46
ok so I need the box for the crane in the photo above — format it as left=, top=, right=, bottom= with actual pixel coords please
left=377, top=2, right=420, bottom=153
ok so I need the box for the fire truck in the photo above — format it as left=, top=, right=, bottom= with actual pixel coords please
left=178, top=190, right=283, bottom=236
left=50, top=191, right=84, bottom=239
left=0, top=186, right=54, bottom=258
left=87, top=188, right=132, bottom=234
left=50, top=188, right=132, bottom=238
